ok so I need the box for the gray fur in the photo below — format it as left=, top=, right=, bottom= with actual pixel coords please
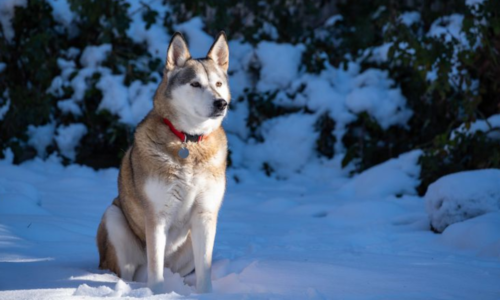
left=165, top=58, right=229, bottom=102
left=168, top=65, right=197, bottom=86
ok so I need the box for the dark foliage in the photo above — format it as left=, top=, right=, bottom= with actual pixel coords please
left=1, top=0, right=499, bottom=193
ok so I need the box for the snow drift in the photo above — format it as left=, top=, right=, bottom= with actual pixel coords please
left=425, top=169, right=500, bottom=232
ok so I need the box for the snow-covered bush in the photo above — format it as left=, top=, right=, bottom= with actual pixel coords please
left=425, top=169, right=500, bottom=233
left=377, top=0, right=500, bottom=192
left=0, top=0, right=499, bottom=188
left=0, top=0, right=164, bottom=167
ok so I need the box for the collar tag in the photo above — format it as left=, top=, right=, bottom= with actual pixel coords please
left=163, top=117, right=206, bottom=159
left=178, top=147, right=189, bottom=159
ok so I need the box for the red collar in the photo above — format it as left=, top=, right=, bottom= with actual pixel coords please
left=163, top=118, right=205, bottom=143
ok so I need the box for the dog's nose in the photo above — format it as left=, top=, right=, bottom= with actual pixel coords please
left=213, top=99, right=228, bottom=111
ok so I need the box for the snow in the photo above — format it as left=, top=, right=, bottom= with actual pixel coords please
left=37, top=5, right=413, bottom=170
left=259, top=22, right=279, bottom=40
left=49, top=57, right=100, bottom=103
left=224, top=102, right=249, bottom=140
left=399, top=11, right=421, bottom=27
left=0, top=156, right=499, bottom=299
left=0, top=99, right=10, bottom=121
left=465, top=0, right=485, bottom=8
left=80, top=44, right=112, bottom=68
left=441, top=212, right=500, bottom=257
left=371, top=6, right=386, bottom=20
left=340, top=150, right=422, bottom=199
left=232, top=59, right=413, bottom=177
left=96, top=75, right=157, bottom=126
left=240, top=113, right=319, bottom=177
left=54, top=123, right=88, bottom=160
left=425, top=169, right=500, bottom=233
left=64, top=47, right=80, bottom=59
left=74, top=280, right=153, bottom=298
left=425, top=14, right=481, bottom=91
left=226, top=40, right=253, bottom=100
left=324, top=15, right=342, bottom=26
left=345, top=69, right=413, bottom=130
left=46, top=0, right=74, bottom=28
left=452, top=114, right=500, bottom=140
left=301, top=63, right=411, bottom=153
left=27, top=123, right=56, bottom=157
left=57, top=99, right=82, bottom=116
left=255, top=42, right=305, bottom=92
left=70, top=68, right=100, bottom=101
left=1, top=4, right=500, bottom=299
left=366, top=42, right=393, bottom=63
left=426, top=64, right=438, bottom=82
left=47, top=58, right=76, bottom=97
left=126, top=0, right=171, bottom=58
left=428, top=14, right=468, bottom=47
left=175, top=17, right=213, bottom=59
left=49, top=45, right=157, bottom=126
left=96, top=74, right=129, bottom=117
left=127, top=80, right=157, bottom=125
left=0, top=0, right=26, bottom=41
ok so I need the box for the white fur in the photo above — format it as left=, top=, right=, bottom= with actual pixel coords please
left=144, top=177, right=177, bottom=216
left=144, top=177, right=197, bottom=227
left=208, top=71, right=231, bottom=101
left=191, top=212, right=216, bottom=293
left=170, top=68, right=230, bottom=136
left=143, top=173, right=225, bottom=293
left=207, top=34, right=229, bottom=72
left=167, top=35, right=190, bottom=69
left=192, top=175, right=225, bottom=293
left=104, top=205, right=146, bottom=281
left=170, top=85, right=222, bottom=135
left=146, top=223, right=166, bottom=293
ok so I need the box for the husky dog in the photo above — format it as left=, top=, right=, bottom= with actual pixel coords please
left=96, top=32, right=230, bottom=294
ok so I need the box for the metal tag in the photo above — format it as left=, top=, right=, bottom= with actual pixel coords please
left=178, top=147, right=189, bottom=159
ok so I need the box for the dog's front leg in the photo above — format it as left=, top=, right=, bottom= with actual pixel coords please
left=191, top=212, right=217, bottom=293
left=146, top=218, right=166, bottom=294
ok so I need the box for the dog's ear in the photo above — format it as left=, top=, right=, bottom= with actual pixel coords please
left=166, top=32, right=191, bottom=71
left=207, top=31, right=229, bottom=72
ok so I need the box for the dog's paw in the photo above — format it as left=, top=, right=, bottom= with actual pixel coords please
left=148, top=281, right=166, bottom=295
left=196, top=280, right=213, bottom=293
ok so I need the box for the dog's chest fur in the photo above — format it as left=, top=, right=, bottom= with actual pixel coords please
left=143, top=167, right=222, bottom=227
left=143, top=174, right=210, bottom=254
left=130, top=115, right=227, bottom=254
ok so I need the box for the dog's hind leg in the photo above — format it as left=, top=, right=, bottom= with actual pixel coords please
left=169, top=232, right=195, bottom=277
left=97, top=203, right=146, bottom=281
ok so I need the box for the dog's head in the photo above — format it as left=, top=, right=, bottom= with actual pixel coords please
left=154, top=32, right=230, bottom=135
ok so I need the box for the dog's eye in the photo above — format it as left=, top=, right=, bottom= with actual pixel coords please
left=190, top=82, right=201, bottom=88
left=216, top=82, right=222, bottom=87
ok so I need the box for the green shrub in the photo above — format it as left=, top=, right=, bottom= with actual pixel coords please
left=0, top=0, right=498, bottom=192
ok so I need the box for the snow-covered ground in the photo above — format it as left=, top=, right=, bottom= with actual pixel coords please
left=0, top=152, right=499, bottom=300
left=1, top=2, right=499, bottom=298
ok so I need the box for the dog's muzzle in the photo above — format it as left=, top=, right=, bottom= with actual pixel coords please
left=211, top=99, right=227, bottom=117
left=214, top=99, right=227, bottom=111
